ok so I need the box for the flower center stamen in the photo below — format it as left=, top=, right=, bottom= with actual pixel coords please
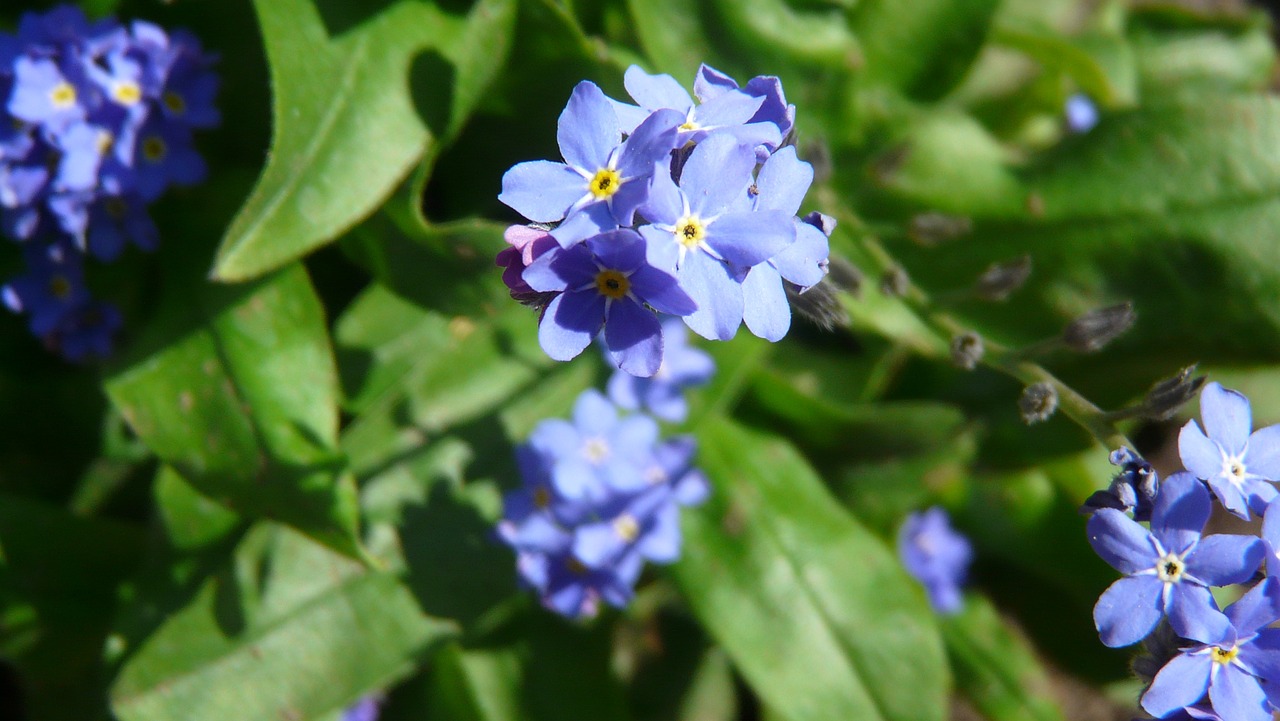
left=49, top=82, right=76, bottom=109
left=533, top=486, right=551, bottom=509
left=48, top=275, right=72, bottom=300
left=163, top=91, right=186, bottom=115
left=142, top=136, right=168, bottom=163
left=112, top=81, right=142, bottom=106
left=1211, top=646, right=1239, bottom=665
left=613, top=514, right=639, bottom=542
left=675, top=215, right=706, bottom=250
left=1156, top=553, right=1185, bottom=583
left=582, top=437, right=610, bottom=464
left=594, top=270, right=629, bottom=300
left=588, top=168, right=622, bottom=200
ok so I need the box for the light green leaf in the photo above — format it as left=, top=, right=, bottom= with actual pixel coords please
left=850, top=0, right=1002, bottom=99
left=104, top=258, right=361, bottom=558
left=672, top=419, right=949, bottom=721
left=213, top=0, right=517, bottom=281
left=110, top=524, right=452, bottom=721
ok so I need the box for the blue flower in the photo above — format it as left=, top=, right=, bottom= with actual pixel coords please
left=48, top=298, right=122, bottom=362
left=2, top=237, right=89, bottom=336
left=606, top=317, right=714, bottom=422
left=340, top=695, right=382, bottom=721
left=1179, top=382, right=1280, bottom=519
left=498, top=81, right=681, bottom=247
left=898, top=507, right=973, bottom=614
left=693, top=64, right=794, bottom=160
left=1141, top=577, right=1280, bottom=721
left=1065, top=93, right=1099, bottom=134
left=1080, top=447, right=1160, bottom=522
left=611, top=65, right=782, bottom=151
left=523, top=229, right=696, bottom=377
left=1088, top=472, right=1263, bottom=648
left=638, top=134, right=795, bottom=341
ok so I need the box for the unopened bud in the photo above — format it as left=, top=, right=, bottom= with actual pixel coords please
left=1062, top=302, right=1135, bottom=352
left=1141, top=365, right=1206, bottom=420
left=787, top=282, right=849, bottom=331
left=1019, top=382, right=1058, bottom=424
left=950, top=332, right=984, bottom=371
left=908, top=212, right=972, bottom=246
left=825, top=254, right=862, bottom=296
left=974, top=256, right=1031, bottom=301
left=879, top=265, right=909, bottom=298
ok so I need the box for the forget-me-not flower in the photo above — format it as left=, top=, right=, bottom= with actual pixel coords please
left=1179, top=382, right=1280, bottom=519
left=899, top=507, right=973, bottom=615
left=606, top=317, right=714, bottom=422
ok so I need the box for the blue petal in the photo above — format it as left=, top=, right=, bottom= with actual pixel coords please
left=706, top=210, right=795, bottom=268
left=538, top=292, right=603, bottom=362
left=573, top=520, right=627, bottom=569
left=590, top=229, right=647, bottom=271
left=606, top=98, right=650, bottom=135
left=741, top=262, right=790, bottom=342
left=1180, top=420, right=1225, bottom=481
left=623, top=66, right=692, bottom=111
left=1189, top=534, right=1264, bottom=587
left=573, top=389, right=617, bottom=435
left=755, top=146, right=813, bottom=216
left=1209, top=665, right=1271, bottom=721
left=1240, top=629, right=1280, bottom=687
left=639, top=224, right=680, bottom=273
left=692, top=90, right=764, bottom=130
left=1151, top=471, right=1211, bottom=554
left=499, top=160, right=586, bottom=223
left=557, top=81, right=620, bottom=171
left=629, top=265, right=697, bottom=317
left=1264, top=498, right=1280, bottom=576
left=1201, top=382, right=1252, bottom=455
left=1168, top=583, right=1231, bottom=646
left=611, top=414, right=660, bottom=459
left=693, top=63, right=738, bottom=101
left=679, top=135, right=756, bottom=216
left=528, top=419, right=579, bottom=458
left=1246, top=425, right=1280, bottom=480
left=773, top=221, right=830, bottom=289
left=1142, top=653, right=1212, bottom=718
left=679, top=253, right=744, bottom=341
left=1225, top=577, right=1280, bottom=635
left=551, top=201, right=617, bottom=248
left=605, top=299, right=663, bottom=377
left=638, top=503, right=681, bottom=563
left=1093, top=575, right=1163, bottom=647
left=1086, top=508, right=1156, bottom=575
left=552, top=458, right=605, bottom=502
left=616, top=108, right=682, bottom=178
left=522, top=245, right=579, bottom=293
left=1207, top=472, right=1252, bottom=520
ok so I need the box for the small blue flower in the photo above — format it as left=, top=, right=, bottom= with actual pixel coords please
left=606, top=317, right=714, bottom=422
left=898, top=507, right=973, bottom=614
left=340, top=695, right=382, bottom=721
left=693, top=64, right=794, bottom=160
left=48, top=297, right=122, bottom=362
left=1179, top=382, right=1280, bottom=519
left=2, top=237, right=90, bottom=336
left=1088, top=472, right=1263, bottom=648
left=638, top=134, right=795, bottom=341
left=1141, top=577, right=1280, bottom=721
left=498, top=81, right=681, bottom=247
left=1065, top=93, right=1099, bottom=134
left=85, top=193, right=158, bottom=261
left=1080, top=447, right=1160, bottom=521
left=611, top=65, right=781, bottom=151
left=523, top=229, right=696, bottom=377
left=7, top=55, right=89, bottom=133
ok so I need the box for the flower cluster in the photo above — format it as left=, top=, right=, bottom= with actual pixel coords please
left=0, top=6, right=217, bottom=360
left=898, top=506, right=973, bottom=615
left=497, top=64, right=831, bottom=377
left=1084, top=383, right=1280, bottom=721
left=496, top=389, right=709, bottom=619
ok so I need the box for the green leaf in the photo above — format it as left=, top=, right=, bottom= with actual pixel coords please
left=991, top=25, right=1137, bottom=106
left=110, top=524, right=453, bottom=721
left=850, top=0, right=1002, bottom=100
left=711, top=0, right=861, bottom=70
left=1129, top=10, right=1276, bottom=94
left=420, top=642, right=523, bottom=721
left=213, top=0, right=517, bottom=281
left=672, top=418, right=949, bottom=721
left=104, top=257, right=361, bottom=558
left=942, top=594, right=1066, bottom=721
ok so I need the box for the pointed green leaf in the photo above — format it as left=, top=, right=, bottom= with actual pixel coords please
left=672, top=418, right=948, bottom=721
left=213, top=0, right=516, bottom=281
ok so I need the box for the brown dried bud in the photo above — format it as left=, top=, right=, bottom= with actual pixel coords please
left=1062, top=302, right=1135, bottom=352
left=974, top=256, right=1031, bottom=301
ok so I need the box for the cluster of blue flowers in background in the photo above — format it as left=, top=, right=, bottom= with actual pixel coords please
left=497, top=64, right=831, bottom=377
left=0, top=7, right=217, bottom=360
left=1084, top=382, right=1280, bottom=721
left=497, top=323, right=713, bottom=618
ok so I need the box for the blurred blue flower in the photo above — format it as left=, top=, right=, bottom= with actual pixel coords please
left=523, top=229, right=695, bottom=377
left=1179, top=382, right=1280, bottom=519
left=898, top=507, right=972, bottom=615
left=2, top=237, right=89, bottom=336
left=606, top=317, right=714, bottom=422
left=1065, top=93, right=1099, bottom=133
left=341, top=695, right=382, bottom=721
left=1088, top=472, right=1262, bottom=648
left=1141, top=577, right=1280, bottom=721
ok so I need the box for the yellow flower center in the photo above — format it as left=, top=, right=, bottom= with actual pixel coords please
left=613, top=514, right=640, bottom=542
left=675, top=215, right=706, bottom=250
left=582, top=437, right=610, bottom=464
left=163, top=91, right=186, bottom=115
left=49, top=82, right=76, bottom=109
left=594, top=270, right=630, bottom=300
left=112, top=81, right=142, bottom=106
left=589, top=168, right=622, bottom=200
left=1211, top=646, right=1239, bottom=665
left=48, top=275, right=72, bottom=300
left=142, top=136, right=167, bottom=163
left=679, top=120, right=700, bottom=132
left=533, top=486, right=551, bottom=509
left=96, top=131, right=115, bottom=155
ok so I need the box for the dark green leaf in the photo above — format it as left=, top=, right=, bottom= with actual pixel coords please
left=214, top=0, right=517, bottom=280
left=672, top=419, right=949, bottom=721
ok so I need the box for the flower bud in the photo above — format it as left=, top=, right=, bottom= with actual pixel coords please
left=908, top=212, right=971, bottom=246
left=1019, top=382, right=1058, bottom=424
left=1062, top=302, right=1135, bottom=352
left=879, top=265, right=909, bottom=298
left=974, top=256, right=1031, bottom=301
left=1140, top=365, right=1206, bottom=421
left=949, top=332, right=984, bottom=371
